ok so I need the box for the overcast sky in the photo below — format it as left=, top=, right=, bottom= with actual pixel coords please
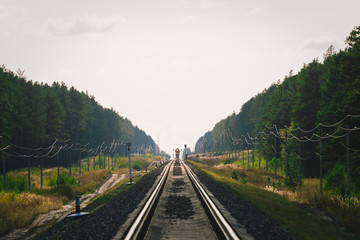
left=1, top=0, right=359, bottom=154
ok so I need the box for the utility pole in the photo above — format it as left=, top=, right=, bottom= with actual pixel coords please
left=285, top=130, right=289, bottom=179
left=346, top=122, right=351, bottom=196
left=274, top=136, right=277, bottom=178
left=298, top=130, right=302, bottom=190
left=1, top=138, right=6, bottom=191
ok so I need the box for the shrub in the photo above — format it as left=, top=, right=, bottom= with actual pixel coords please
left=239, top=174, right=248, bottom=184
left=118, top=159, right=128, bottom=168
left=325, top=162, right=347, bottom=197
left=51, top=184, right=75, bottom=200
left=213, top=151, right=223, bottom=156
left=231, top=171, right=238, bottom=180
left=224, top=159, right=231, bottom=165
left=284, top=177, right=297, bottom=192
left=266, top=176, right=271, bottom=183
left=48, top=172, right=77, bottom=186
left=132, top=159, right=142, bottom=171
left=7, top=173, right=28, bottom=192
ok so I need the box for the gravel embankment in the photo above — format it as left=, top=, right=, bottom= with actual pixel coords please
left=39, top=164, right=166, bottom=240
left=187, top=161, right=296, bottom=240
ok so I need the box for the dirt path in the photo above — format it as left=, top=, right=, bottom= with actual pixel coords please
left=1, top=173, right=126, bottom=240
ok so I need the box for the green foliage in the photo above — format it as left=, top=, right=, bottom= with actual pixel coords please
left=0, top=68, right=158, bottom=172
left=223, top=158, right=231, bottom=165
left=231, top=171, right=238, bottom=180
left=48, top=172, right=77, bottom=186
left=132, top=160, right=142, bottom=171
left=213, top=151, right=223, bottom=156
left=284, top=177, right=298, bottom=192
left=118, top=158, right=128, bottom=168
left=194, top=26, right=360, bottom=197
left=251, top=150, right=255, bottom=165
left=0, top=172, right=28, bottom=192
left=50, top=184, right=75, bottom=199
left=266, top=176, right=271, bottom=183
left=239, top=174, right=248, bottom=184
left=325, top=162, right=347, bottom=197
left=230, top=171, right=248, bottom=184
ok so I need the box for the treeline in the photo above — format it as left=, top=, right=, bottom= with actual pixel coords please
left=195, top=25, right=360, bottom=193
left=0, top=66, right=157, bottom=171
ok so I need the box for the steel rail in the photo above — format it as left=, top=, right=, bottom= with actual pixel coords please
left=123, top=161, right=172, bottom=240
left=183, top=161, right=241, bottom=240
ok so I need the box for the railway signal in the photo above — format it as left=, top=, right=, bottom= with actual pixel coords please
left=184, top=144, right=187, bottom=159
left=126, top=143, right=133, bottom=184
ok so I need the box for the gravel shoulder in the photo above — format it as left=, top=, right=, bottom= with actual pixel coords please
left=37, top=164, right=166, bottom=240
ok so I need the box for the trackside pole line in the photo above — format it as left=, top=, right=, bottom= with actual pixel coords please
left=183, top=162, right=240, bottom=240
left=124, top=161, right=171, bottom=240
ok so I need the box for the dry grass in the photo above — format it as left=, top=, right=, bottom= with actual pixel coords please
left=74, top=169, right=109, bottom=194
left=0, top=192, right=62, bottom=236
left=213, top=162, right=285, bottom=188
left=191, top=160, right=358, bottom=240
left=194, top=154, right=360, bottom=237
left=296, top=179, right=360, bottom=233
left=0, top=154, right=162, bottom=236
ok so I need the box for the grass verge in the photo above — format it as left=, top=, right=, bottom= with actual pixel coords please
left=0, top=154, right=165, bottom=237
left=84, top=175, right=142, bottom=213
left=0, top=192, right=62, bottom=236
left=190, top=161, right=358, bottom=240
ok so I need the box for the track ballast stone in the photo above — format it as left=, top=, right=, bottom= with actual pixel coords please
left=172, top=166, right=182, bottom=176
left=39, top=164, right=166, bottom=240
left=165, top=195, right=194, bottom=220
left=187, top=161, right=296, bottom=240
left=170, top=179, right=186, bottom=193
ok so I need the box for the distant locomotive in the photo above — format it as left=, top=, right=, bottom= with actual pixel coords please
left=175, top=148, right=180, bottom=159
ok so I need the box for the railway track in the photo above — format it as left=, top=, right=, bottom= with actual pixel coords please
left=117, top=159, right=252, bottom=240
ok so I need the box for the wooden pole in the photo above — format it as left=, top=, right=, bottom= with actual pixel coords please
left=258, top=135, right=261, bottom=169
left=298, top=130, right=302, bottom=190
left=57, top=154, right=60, bottom=177
left=247, top=148, right=250, bottom=167
left=252, top=148, right=254, bottom=167
left=40, top=158, right=43, bottom=189
left=285, top=130, right=289, bottom=179
left=346, top=123, right=351, bottom=196
left=242, top=144, right=245, bottom=165
left=259, top=148, right=261, bottom=169
left=320, top=138, right=323, bottom=194
left=78, top=150, right=81, bottom=175
left=274, top=136, right=277, bottom=178
left=87, top=152, right=89, bottom=172
left=69, top=150, right=72, bottom=176
left=1, top=138, right=6, bottom=191
left=28, top=158, right=31, bottom=192
left=93, top=155, right=96, bottom=170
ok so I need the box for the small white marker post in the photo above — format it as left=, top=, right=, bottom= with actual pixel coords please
left=126, top=143, right=134, bottom=184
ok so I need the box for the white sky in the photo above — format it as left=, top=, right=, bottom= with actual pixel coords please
left=1, top=0, right=359, bottom=154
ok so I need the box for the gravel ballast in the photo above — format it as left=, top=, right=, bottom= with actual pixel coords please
left=39, top=164, right=166, bottom=240
left=187, top=161, right=296, bottom=240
